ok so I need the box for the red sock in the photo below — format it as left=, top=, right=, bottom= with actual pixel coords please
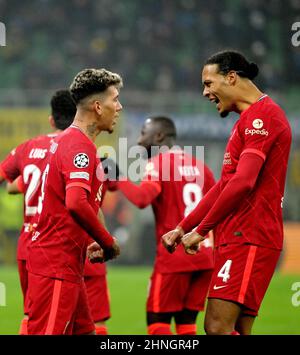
left=230, top=330, right=240, bottom=335
left=95, top=325, right=108, bottom=335
left=19, top=318, right=28, bottom=335
left=176, top=323, right=197, bottom=335
left=148, top=323, right=173, bottom=335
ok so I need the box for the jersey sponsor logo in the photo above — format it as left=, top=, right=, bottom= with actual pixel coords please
left=29, top=148, right=48, bottom=159
left=252, top=118, right=264, bottom=129
left=213, top=285, right=228, bottom=290
left=245, top=128, right=269, bottom=136
left=70, top=171, right=90, bottom=180
left=74, top=153, right=89, bottom=168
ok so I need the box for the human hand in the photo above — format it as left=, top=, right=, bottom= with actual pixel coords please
left=182, top=231, right=205, bottom=255
left=161, top=226, right=184, bottom=253
left=87, top=242, right=105, bottom=263
left=102, top=237, right=121, bottom=261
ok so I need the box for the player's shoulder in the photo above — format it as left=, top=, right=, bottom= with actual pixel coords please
left=57, top=127, right=96, bottom=151
left=252, top=96, right=287, bottom=120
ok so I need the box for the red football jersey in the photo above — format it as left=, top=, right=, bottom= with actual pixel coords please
left=143, top=148, right=215, bottom=273
left=27, top=126, right=105, bottom=283
left=0, top=134, right=58, bottom=260
left=215, top=95, right=292, bottom=249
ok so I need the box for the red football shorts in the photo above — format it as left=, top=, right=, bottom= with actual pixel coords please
left=84, top=275, right=110, bottom=322
left=147, top=270, right=213, bottom=313
left=17, top=259, right=29, bottom=315
left=208, top=243, right=281, bottom=316
left=27, top=272, right=95, bottom=335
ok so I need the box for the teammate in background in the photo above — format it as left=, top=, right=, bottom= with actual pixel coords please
left=162, top=51, right=292, bottom=335
left=117, top=116, right=215, bottom=335
left=0, top=89, right=76, bottom=334
left=25, top=68, right=122, bottom=334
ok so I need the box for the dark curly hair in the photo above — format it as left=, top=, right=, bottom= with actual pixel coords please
left=69, top=68, right=123, bottom=105
left=205, top=50, right=259, bottom=80
left=50, top=89, right=76, bottom=130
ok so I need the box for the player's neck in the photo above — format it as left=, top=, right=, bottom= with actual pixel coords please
left=72, top=114, right=100, bottom=142
left=234, top=82, right=264, bottom=114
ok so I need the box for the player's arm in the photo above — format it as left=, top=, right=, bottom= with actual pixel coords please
left=117, top=179, right=161, bottom=208
left=66, top=186, right=120, bottom=261
left=182, top=152, right=264, bottom=253
left=0, top=145, right=23, bottom=184
left=87, top=208, right=108, bottom=263
left=6, top=176, right=24, bottom=194
left=161, top=180, right=221, bottom=252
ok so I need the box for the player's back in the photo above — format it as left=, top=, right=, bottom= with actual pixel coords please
left=147, top=149, right=215, bottom=273
left=0, top=133, right=58, bottom=260
left=151, top=149, right=215, bottom=240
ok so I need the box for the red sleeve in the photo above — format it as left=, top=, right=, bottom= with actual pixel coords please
left=0, top=146, right=22, bottom=182
left=65, top=186, right=114, bottom=249
left=62, top=143, right=97, bottom=193
left=195, top=152, right=264, bottom=236
left=117, top=179, right=161, bottom=208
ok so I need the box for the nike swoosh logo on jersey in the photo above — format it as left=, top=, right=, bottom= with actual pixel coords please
left=213, top=285, right=228, bottom=290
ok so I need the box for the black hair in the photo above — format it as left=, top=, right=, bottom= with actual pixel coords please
left=50, top=89, right=76, bottom=130
left=69, top=68, right=123, bottom=105
left=150, top=116, right=177, bottom=139
left=205, top=50, right=259, bottom=80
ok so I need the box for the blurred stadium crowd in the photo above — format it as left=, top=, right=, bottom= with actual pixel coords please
left=0, top=0, right=299, bottom=97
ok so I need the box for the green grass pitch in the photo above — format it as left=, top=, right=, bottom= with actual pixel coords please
left=0, top=265, right=299, bottom=335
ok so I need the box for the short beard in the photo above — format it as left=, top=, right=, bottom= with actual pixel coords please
left=220, top=110, right=229, bottom=118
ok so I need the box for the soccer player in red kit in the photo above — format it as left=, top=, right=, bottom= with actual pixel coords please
left=0, top=89, right=76, bottom=334
left=162, top=51, right=292, bottom=335
left=25, top=68, right=122, bottom=335
left=117, top=116, right=215, bottom=335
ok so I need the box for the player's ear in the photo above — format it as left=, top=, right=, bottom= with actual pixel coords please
left=226, top=70, right=238, bottom=86
left=48, top=115, right=56, bottom=129
left=156, top=131, right=165, bottom=144
left=94, top=100, right=102, bottom=115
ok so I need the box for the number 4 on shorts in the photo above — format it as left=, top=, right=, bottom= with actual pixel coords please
left=217, top=260, right=232, bottom=282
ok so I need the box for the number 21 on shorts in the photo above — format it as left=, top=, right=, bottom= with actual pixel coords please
left=217, top=260, right=232, bottom=282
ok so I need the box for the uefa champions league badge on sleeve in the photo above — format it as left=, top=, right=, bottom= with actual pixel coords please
left=73, top=153, right=89, bottom=168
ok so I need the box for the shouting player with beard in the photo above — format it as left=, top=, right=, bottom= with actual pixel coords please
left=162, top=51, right=292, bottom=335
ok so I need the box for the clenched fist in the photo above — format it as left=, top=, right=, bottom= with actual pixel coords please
left=161, top=226, right=184, bottom=253
left=182, top=230, right=205, bottom=255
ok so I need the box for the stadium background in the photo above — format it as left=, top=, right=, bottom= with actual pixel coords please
left=0, top=0, right=300, bottom=334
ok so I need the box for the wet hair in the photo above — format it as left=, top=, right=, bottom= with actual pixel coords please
left=50, top=89, right=76, bottom=130
left=205, top=50, right=259, bottom=80
left=69, top=68, right=123, bottom=104
left=150, top=116, right=177, bottom=139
